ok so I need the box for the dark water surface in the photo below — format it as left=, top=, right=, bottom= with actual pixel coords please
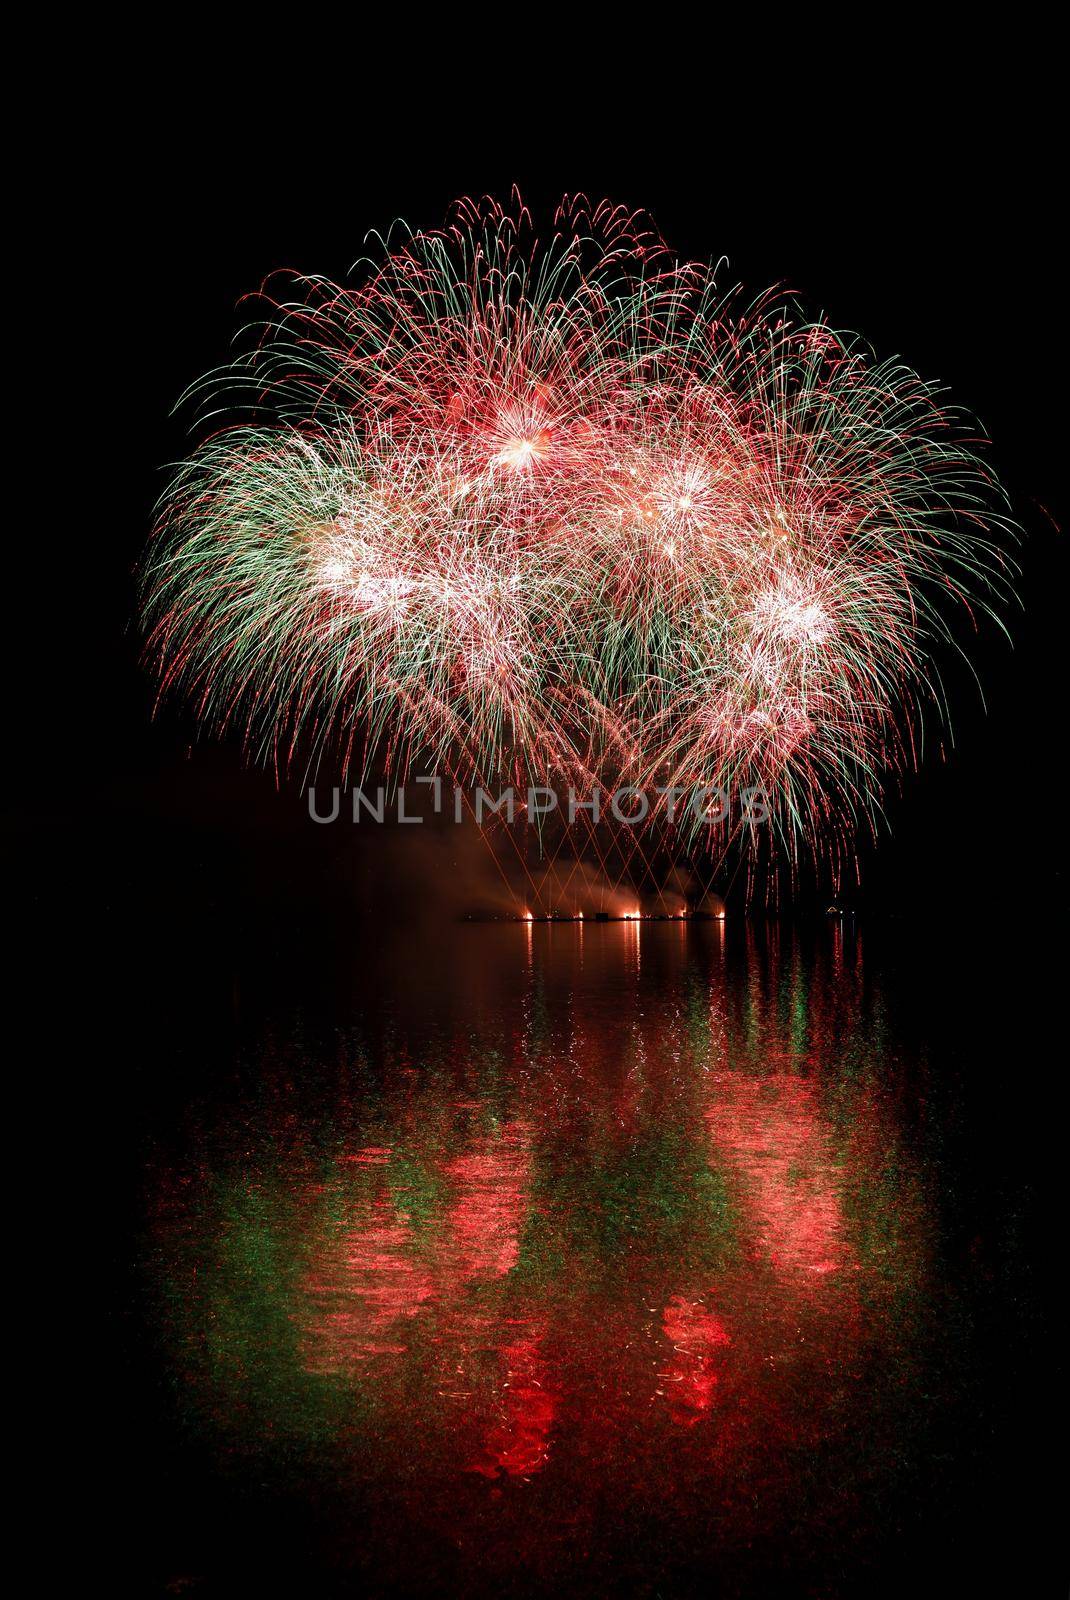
left=115, top=920, right=1057, bottom=1596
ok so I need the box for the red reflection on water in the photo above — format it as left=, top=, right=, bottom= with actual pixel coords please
left=445, top=1123, right=531, bottom=1282
left=467, top=1326, right=558, bottom=1478
left=300, top=1197, right=435, bottom=1368
left=142, top=921, right=970, bottom=1600
left=706, top=1075, right=849, bottom=1282
left=159, top=921, right=937, bottom=1581
left=660, top=1297, right=731, bottom=1425
left=299, top=1126, right=532, bottom=1382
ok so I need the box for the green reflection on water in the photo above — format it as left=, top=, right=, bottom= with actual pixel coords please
left=149, top=926, right=941, bottom=1521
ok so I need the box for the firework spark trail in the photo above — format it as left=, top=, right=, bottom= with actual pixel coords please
left=141, top=194, right=1018, bottom=890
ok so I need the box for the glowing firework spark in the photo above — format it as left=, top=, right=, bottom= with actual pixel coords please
left=141, top=194, right=1018, bottom=884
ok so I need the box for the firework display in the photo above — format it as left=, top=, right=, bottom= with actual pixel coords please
left=141, top=195, right=1017, bottom=876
